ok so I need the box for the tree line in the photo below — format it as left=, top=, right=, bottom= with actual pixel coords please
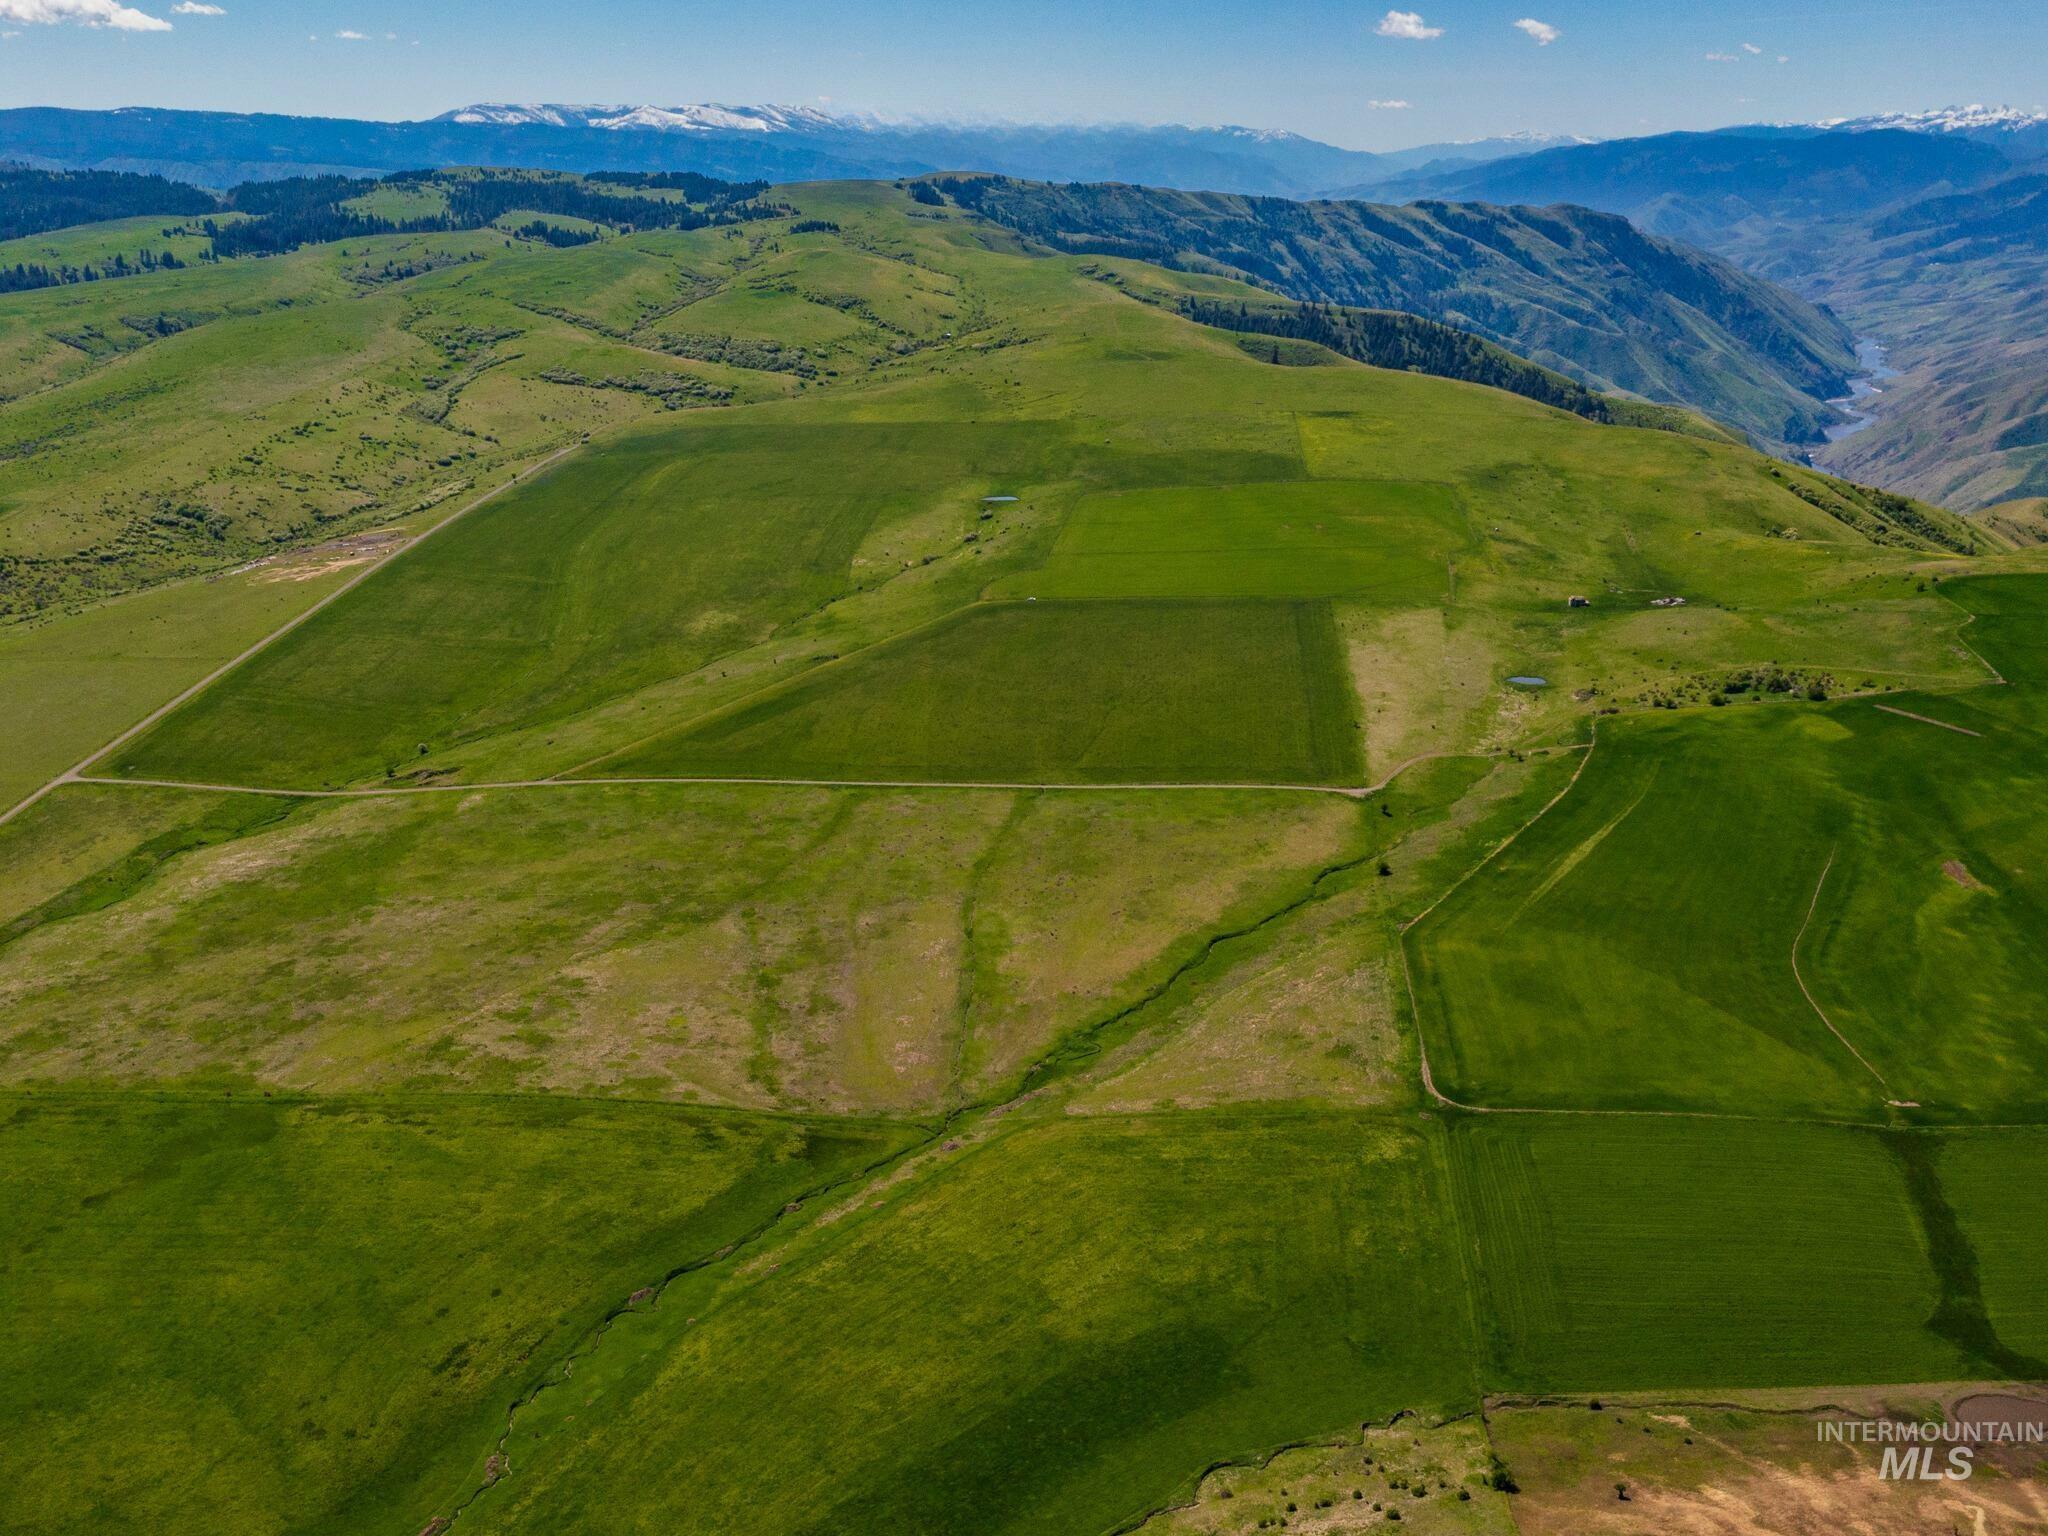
left=0, top=166, right=214, bottom=241
left=209, top=170, right=785, bottom=258
left=0, top=246, right=187, bottom=295
left=1178, top=297, right=1618, bottom=423
left=0, top=163, right=786, bottom=274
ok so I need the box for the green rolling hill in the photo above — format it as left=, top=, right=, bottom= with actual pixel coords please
left=923, top=173, right=1860, bottom=449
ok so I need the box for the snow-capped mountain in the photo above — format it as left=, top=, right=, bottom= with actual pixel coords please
left=417, top=104, right=1436, bottom=195
left=1821, top=104, right=2048, bottom=134
left=435, top=105, right=1586, bottom=166
left=1817, top=105, right=2048, bottom=162
left=438, top=102, right=841, bottom=134
left=0, top=100, right=1591, bottom=196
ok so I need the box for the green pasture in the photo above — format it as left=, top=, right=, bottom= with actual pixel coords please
left=1449, top=1116, right=1981, bottom=1392
left=645, top=279, right=877, bottom=354
left=1939, top=1129, right=2048, bottom=1363
left=342, top=183, right=452, bottom=220
left=0, top=782, right=252, bottom=928
left=102, top=418, right=1074, bottom=787
left=0, top=212, right=219, bottom=272
left=992, top=479, right=1467, bottom=601
left=593, top=598, right=1364, bottom=785
left=30, top=194, right=1985, bottom=800
left=3, top=176, right=2047, bottom=1536
left=0, top=557, right=358, bottom=809
left=459, top=1110, right=1474, bottom=1536
left=0, top=1091, right=913, bottom=1536
left=1407, top=574, right=2048, bottom=1122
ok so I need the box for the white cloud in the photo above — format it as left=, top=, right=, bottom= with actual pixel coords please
left=1742, top=42, right=1762, bottom=54
left=1513, top=17, right=1559, bottom=46
left=1777, top=54, right=1790, bottom=64
left=1705, top=51, right=1738, bottom=62
left=0, top=0, right=171, bottom=30
left=1376, top=9, right=1441, bottom=40
left=333, top=26, right=364, bottom=37
left=170, top=1, right=221, bottom=11
left=1368, top=99, right=1413, bottom=110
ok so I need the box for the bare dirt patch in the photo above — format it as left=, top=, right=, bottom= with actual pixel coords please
left=249, top=528, right=410, bottom=584
left=1944, top=859, right=1988, bottom=891
left=1494, top=1387, right=2048, bottom=1536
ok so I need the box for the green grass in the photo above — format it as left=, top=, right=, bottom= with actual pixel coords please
left=0, top=781, right=1362, bottom=1111
left=103, top=419, right=1077, bottom=788
left=1409, top=703, right=1883, bottom=1118
left=1449, top=1116, right=1973, bottom=1392
left=0, top=557, right=362, bottom=809
left=13, top=185, right=1955, bottom=787
left=1407, top=576, right=2048, bottom=1121
left=458, top=1110, right=1474, bottom=1536
left=0, top=1091, right=915, bottom=1536
left=1947, top=570, right=2048, bottom=694
left=991, top=479, right=1467, bottom=601
left=342, top=184, right=453, bottom=221
left=648, top=280, right=874, bottom=353
left=1939, top=1130, right=2048, bottom=1364
left=495, top=209, right=606, bottom=237
left=593, top=598, right=1365, bottom=785
left=39, top=189, right=1979, bottom=800
left=0, top=213, right=219, bottom=272
left=0, top=781, right=249, bottom=928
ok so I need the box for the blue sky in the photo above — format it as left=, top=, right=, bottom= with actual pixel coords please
left=0, top=0, right=2040, bottom=149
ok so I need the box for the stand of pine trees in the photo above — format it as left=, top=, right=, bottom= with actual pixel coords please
left=0, top=246, right=186, bottom=294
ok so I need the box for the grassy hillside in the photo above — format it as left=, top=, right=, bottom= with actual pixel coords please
left=469, top=1111, right=1475, bottom=1536
left=1407, top=574, right=2048, bottom=1123
left=924, top=173, right=1857, bottom=448
left=0, top=1094, right=913, bottom=1536
left=4, top=173, right=2048, bottom=1535
left=0, top=169, right=789, bottom=615
left=67, top=181, right=1985, bottom=796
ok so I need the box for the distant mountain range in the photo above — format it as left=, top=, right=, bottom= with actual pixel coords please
left=1379, top=116, right=2048, bottom=510
left=1353, top=127, right=2012, bottom=246
left=1821, top=105, right=2048, bottom=159
left=433, top=103, right=1588, bottom=192
left=3, top=98, right=2036, bottom=201
left=0, top=102, right=1582, bottom=198
left=436, top=102, right=845, bottom=134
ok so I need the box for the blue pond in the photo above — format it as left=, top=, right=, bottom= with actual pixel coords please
left=1507, top=676, right=1548, bottom=688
